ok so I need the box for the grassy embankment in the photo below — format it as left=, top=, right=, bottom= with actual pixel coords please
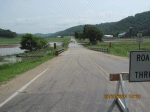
left=0, top=37, right=71, bottom=84
left=75, top=37, right=150, bottom=58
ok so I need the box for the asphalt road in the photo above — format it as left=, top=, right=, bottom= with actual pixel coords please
left=0, top=40, right=150, bottom=112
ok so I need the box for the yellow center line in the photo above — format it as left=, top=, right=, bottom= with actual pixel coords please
left=84, top=54, right=150, bottom=112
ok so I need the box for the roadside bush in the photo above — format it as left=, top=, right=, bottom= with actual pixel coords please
left=20, top=33, right=49, bottom=51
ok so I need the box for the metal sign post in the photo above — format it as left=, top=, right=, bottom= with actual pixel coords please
left=137, top=33, right=143, bottom=50
left=109, top=50, right=150, bottom=111
left=110, top=73, right=129, bottom=112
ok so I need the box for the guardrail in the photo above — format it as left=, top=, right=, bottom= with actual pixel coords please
left=55, top=48, right=65, bottom=56
left=90, top=48, right=110, bottom=53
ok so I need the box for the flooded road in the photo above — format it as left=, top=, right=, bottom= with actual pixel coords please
left=68, top=38, right=83, bottom=47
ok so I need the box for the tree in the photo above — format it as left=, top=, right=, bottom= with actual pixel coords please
left=20, top=33, right=49, bottom=51
left=74, top=30, right=83, bottom=40
left=82, top=25, right=103, bottom=44
left=74, top=30, right=79, bottom=39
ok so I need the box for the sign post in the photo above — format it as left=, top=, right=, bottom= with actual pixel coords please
left=137, top=33, right=143, bottom=50
left=109, top=50, right=150, bottom=111
left=54, top=43, right=56, bottom=49
left=109, top=42, right=111, bottom=48
left=110, top=73, right=129, bottom=112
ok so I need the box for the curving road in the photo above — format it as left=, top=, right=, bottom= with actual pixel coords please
left=0, top=40, right=150, bottom=112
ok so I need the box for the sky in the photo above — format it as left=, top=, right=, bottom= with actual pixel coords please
left=0, top=0, right=150, bottom=34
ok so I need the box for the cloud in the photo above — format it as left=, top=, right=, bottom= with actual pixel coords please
left=81, top=0, right=90, bottom=4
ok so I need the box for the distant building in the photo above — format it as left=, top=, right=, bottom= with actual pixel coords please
left=118, top=32, right=130, bottom=38
left=56, top=36, right=61, bottom=38
left=104, top=35, right=113, bottom=38
left=118, top=32, right=126, bottom=38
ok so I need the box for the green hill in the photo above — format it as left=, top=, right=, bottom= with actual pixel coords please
left=0, top=28, right=17, bottom=38
left=49, top=10, right=150, bottom=37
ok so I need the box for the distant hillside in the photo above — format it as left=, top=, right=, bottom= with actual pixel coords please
left=49, top=23, right=115, bottom=38
left=49, top=10, right=150, bottom=37
left=0, top=28, right=17, bottom=38
left=17, top=33, right=53, bottom=37
left=49, top=25, right=85, bottom=38
left=32, top=33, right=53, bottom=37
left=107, top=11, right=150, bottom=36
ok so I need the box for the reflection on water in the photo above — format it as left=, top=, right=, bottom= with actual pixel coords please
left=0, top=42, right=63, bottom=56
left=68, top=43, right=83, bottom=47
left=49, top=42, right=62, bottom=47
left=0, top=47, right=26, bottom=56
left=0, top=56, right=22, bottom=65
left=0, top=42, right=63, bottom=65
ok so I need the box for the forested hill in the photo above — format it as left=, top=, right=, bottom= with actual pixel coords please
left=49, top=25, right=85, bottom=38
left=106, top=11, right=150, bottom=36
left=0, top=28, right=17, bottom=38
left=17, top=33, right=53, bottom=37
left=49, top=23, right=116, bottom=38
left=49, top=10, right=150, bottom=37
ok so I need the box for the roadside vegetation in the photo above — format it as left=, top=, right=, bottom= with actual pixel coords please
left=74, top=25, right=103, bottom=44
left=76, top=39, right=89, bottom=43
left=84, top=39, right=150, bottom=58
left=0, top=36, right=71, bottom=44
left=0, top=34, right=71, bottom=84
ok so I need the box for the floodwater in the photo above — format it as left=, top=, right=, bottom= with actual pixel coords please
left=0, top=56, right=22, bottom=65
left=0, top=47, right=26, bottom=56
left=0, top=42, right=62, bottom=56
left=49, top=42, right=62, bottom=47
left=68, top=43, right=83, bottom=47
left=0, top=42, right=63, bottom=65
left=103, top=41, right=118, bottom=43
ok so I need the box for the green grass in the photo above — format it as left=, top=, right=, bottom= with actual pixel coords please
left=0, top=38, right=70, bottom=84
left=46, top=37, right=71, bottom=42
left=85, top=42, right=150, bottom=57
left=0, top=57, right=4, bottom=61
left=62, top=38, right=71, bottom=50
left=0, top=37, right=21, bottom=44
left=0, top=54, right=54, bottom=83
left=0, top=37, right=71, bottom=44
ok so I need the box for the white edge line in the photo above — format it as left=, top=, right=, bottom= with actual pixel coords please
left=0, top=68, right=49, bottom=108
left=55, top=60, right=60, bottom=63
left=65, top=50, right=69, bottom=55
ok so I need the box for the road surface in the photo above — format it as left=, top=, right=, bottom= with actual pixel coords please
left=0, top=40, right=150, bottom=112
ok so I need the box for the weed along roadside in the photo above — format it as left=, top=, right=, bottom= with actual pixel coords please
left=76, top=38, right=150, bottom=58
left=0, top=37, right=71, bottom=85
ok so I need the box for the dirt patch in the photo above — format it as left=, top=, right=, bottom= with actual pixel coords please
left=0, top=44, right=20, bottom=48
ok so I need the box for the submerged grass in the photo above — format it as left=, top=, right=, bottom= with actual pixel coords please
left=0, top=38, right=70, bottom=84
left=0, top=47, right=55, bottom=83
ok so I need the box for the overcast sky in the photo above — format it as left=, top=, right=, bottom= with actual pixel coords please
left=0, top=0, right=150, bottom=34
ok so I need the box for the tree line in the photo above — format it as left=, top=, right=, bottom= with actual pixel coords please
left=0, top=28, right=17, bottom=38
